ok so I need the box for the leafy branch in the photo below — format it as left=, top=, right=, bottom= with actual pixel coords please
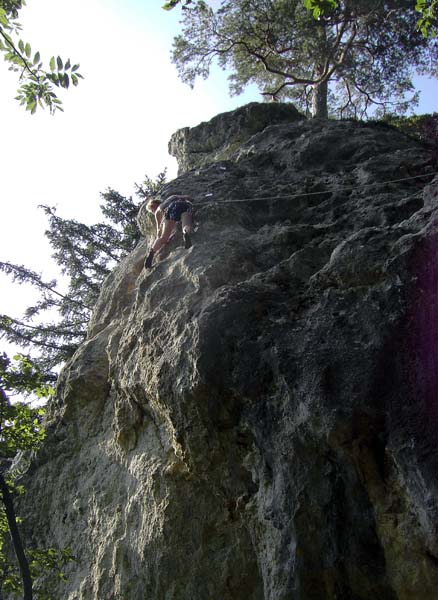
left=164, top=0, right=438, bottom=38
left=0, top=354, right=73, bottom=599
left=416, top=0, right=438, bottom=37
left=0, top=1, right=83, bottom=113
left=162, top=0, right=208, bottom=10
left=303, top=0, right=437, bottom=37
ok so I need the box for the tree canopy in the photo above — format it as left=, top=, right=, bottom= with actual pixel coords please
left=164, top=0, right=438, bottom=37
left=170, top=0, right=438, bottom=118
left=0, top=0, right=83, bottom=113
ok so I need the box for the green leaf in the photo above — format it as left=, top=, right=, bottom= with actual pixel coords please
left=56, top=55, right=63, bottom=71
left=25, top=42, right=31, bottom=58
left=48, top=73, right=60, bottom=86
left=65, top=58, right=71, bottom=70
left=18, top=39, right=24, bottom=53
left=49, top=56, right=56, bottom=71
left=33, top=51, right=40, bottom=65
left=0, top=7, right=9, bottom=27
left=303, top=0, right=337, bottom=18
left=1, top=30, right=13, bottom=48
left=61, top=73, right=69, bottom=88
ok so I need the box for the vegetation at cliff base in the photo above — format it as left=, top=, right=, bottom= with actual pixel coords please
left=0, top=353, right=73, bottom=600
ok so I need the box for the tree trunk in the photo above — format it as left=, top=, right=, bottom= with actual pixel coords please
left=0, top=473, right=33, bottom=600
left=312, top=20, right=329, bottom=119
left=311, top=78, right=328, bottom=119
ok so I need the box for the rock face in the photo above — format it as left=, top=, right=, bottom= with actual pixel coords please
left=18, top=104, right=438, bottom=599
left=168, top=101, right=305, bottom=174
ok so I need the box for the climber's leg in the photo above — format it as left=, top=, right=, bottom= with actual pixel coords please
left=181, top=211, right=193, bottom=234
left=152, top=219, right=176, bottom=253
left=181, top=211, right=193, bottom=249
left=144, top=220, right=177, bottom=269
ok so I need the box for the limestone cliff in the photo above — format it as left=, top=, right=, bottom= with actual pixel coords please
left=18, top=103, right=438, bottom=599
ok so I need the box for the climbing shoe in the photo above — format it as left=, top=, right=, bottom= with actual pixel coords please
left=183, top=232, right=192, bottom=249
left=144, top=249, right=154, bottom=269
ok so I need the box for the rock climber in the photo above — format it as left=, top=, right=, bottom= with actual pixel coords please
left=144, top=195, right=194, bottom=269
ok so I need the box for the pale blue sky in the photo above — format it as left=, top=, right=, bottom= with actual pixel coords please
left=0, top=0, right=258, bottom=317
left=0, top=0, right=437, bottom=348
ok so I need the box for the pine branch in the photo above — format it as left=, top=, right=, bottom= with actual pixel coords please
left=0, top=315, right=87, bottom=338
left=0, top=262, right=90, bottom=311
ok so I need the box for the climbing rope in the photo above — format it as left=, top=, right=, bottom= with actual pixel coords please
left=196, top=171, right=438, bottom=206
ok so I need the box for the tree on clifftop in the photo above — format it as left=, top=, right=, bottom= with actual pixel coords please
left=170, top=0, right=438, bottom=118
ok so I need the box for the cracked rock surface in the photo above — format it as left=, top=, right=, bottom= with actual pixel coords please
left=17, top=103, right=438, bottom=599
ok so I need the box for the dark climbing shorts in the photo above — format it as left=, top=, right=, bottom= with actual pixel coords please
left=164, top=199, right=193, bottom=222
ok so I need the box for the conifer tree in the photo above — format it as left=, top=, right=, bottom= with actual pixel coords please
left=0, top=172, right=166, bottom=370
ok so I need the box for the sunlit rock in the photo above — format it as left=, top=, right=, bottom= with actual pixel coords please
left=18, top=103, right=438, bottom=600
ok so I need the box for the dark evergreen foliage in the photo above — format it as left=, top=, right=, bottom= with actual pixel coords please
left=0, top=172, right=166, bottom=370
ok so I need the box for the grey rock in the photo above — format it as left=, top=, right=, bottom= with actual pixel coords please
left=16, top=103, right=438, bottom=599
left=169, top=101, right=304, bottom=175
